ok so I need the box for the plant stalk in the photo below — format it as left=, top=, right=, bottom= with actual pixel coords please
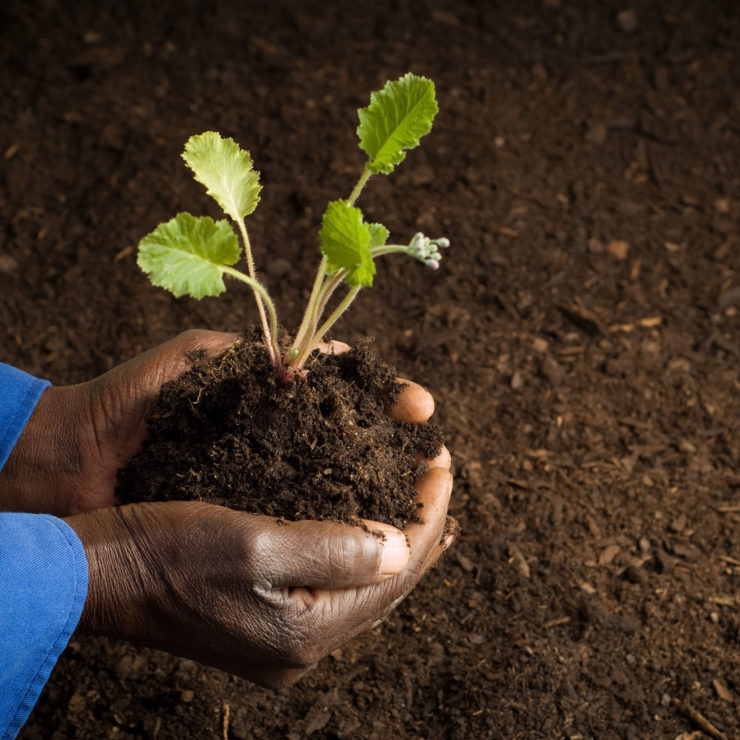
left=221, top=265, right=282, bottom=371
left=287, top=164, right=376, bottom=372
left=369, top=244, right=411, bottom=258
left=291, top=259, right=326, bottom=354
left=236, top=219, right=276, bottom=361
left=313, top=270, right=347, bottom=326
left=292, top=285, right=362, bottom=370
left=347, top=166, right=372, bottom=207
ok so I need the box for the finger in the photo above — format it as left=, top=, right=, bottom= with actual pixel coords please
left=367, top=518, right=459, bottom=631
left=405, top=467, right=453, bottom=559
left=416, top=515, right=460, bottom=575
left=415, top=444, right=451, bottom=470
left=157, top=329, right=242, bottom=377
left=316, top=340, right=351, bottom=355
left=387, top=379, right=435, bottom=423
left=107, top=330, right=241, bottom=395
left=301, top=471, right=453, bottom=640
left=371, top=473, right=455, bottom=616
left=427, top=445, right=451, bottom=470
left=253, top=517, right=409, bottom=590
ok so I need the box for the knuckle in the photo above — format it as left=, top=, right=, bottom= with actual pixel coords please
left=246, top=526, right=279, bottom=564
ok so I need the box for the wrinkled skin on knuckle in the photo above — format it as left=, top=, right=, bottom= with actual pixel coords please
left=205, top=557, right=409, bottom=682
left=168, top=582, right=305, bottom=676
left=275, top=595, right=334, bottom=668
left=242, top=526, right=289, bottom=587
left=220, top=562, right=325, bottom=669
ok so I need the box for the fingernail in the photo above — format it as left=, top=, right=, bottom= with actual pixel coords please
left=376, top=527, right=410, bottom=576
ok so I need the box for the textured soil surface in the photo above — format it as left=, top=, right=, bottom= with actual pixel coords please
left=3, top=0, right=740, bottom=737
left=117, top=336, right=443, bottom=529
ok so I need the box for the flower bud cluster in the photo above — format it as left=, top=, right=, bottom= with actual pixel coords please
left=408, top=233, right=450, bottom=270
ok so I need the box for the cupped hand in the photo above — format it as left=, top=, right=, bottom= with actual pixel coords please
left=0, top=332, right=447, bottom=517
left=0, top=330, right=240, bottom=516
left=65, top=462, right=454, bottom=688
left=58, top=334, right=455, bottom=685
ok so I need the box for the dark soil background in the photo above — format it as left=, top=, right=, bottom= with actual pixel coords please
left=2, top=0, right=739, bottom=737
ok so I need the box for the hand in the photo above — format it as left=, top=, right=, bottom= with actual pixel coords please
left=64, top=370, right=455, bottom=686
left=65, top=466, right=454, bottom=687
left=0, top=331, right=443, bottom=517
left=0, top=330, right=240, bottom=516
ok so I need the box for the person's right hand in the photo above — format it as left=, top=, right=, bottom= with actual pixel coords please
left=65, top=463, right=454, bottom=687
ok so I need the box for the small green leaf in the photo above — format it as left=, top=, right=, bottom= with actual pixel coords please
left=137, top=212, right=240, bottom=299
left=357, top=73, right=438, bottom=175
left=367, top=222, right=390, bottom=248
left=319, top=200, right=376, bottom=287
left=182, top=132, right=261, bottom=222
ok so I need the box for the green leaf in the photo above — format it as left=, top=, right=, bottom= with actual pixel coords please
left=357, top=73, right=438, bottom=175
left=137, top=212, right=240, bottom=299
left=367, top=222, right=390, bottom=248
left=319, top=200, right=376, bottom=287
left=182, top=132, right=261, bottom=222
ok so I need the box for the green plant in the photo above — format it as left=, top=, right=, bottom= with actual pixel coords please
left=137, top=73, right=449, bottom=380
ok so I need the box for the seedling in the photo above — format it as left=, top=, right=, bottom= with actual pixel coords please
left=137, top=73, right=449, bottom=380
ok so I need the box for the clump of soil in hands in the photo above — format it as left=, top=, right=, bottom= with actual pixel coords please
left=116, top=332, right=444, bottom=529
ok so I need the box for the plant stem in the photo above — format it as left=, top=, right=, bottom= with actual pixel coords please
left=291, top=259, right=326, bottom=354
left=313, top=270, right=346, bottom=326
left=369, top=244, right=411, bottom=259
left=288, top=269, right=348, bottom=370
left=221, top=265, right=282, bottom=371
left=236, top=219, right=276, bottom=359
left=288, top=164, right=374, bottom=372
left=313, top=284, right=362, bottom=347
left=347, top=165, right=372, bottom=207
left=292, top=285, right=362, bottom=370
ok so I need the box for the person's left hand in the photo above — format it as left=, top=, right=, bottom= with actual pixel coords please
left=0, top=330, right=240, bottom=516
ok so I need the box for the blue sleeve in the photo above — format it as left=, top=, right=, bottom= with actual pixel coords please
left=0, top=363, right=51, bottom=473
left=0, top=515, right=88, bottom=740
left=0, top=363, right=89, bottom=740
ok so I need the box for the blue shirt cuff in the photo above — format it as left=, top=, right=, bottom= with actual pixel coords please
left=0, top=514, right=88, bottom=739
left=0, top=364, right=51, bottom=474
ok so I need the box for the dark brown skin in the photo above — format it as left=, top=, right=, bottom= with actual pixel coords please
left=65, top=469, right=453, bottom=687
left=0, top=330, right=455, bottom=687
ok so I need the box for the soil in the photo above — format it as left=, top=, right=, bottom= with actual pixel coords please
left=116, top=335, right=442, bottom=529
left=2, top=0, right=739, bottom=737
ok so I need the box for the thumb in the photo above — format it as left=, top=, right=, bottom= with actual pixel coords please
left=253, top=518, right=410, bottom=590
left=139, top=329, right=242, bottom=385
